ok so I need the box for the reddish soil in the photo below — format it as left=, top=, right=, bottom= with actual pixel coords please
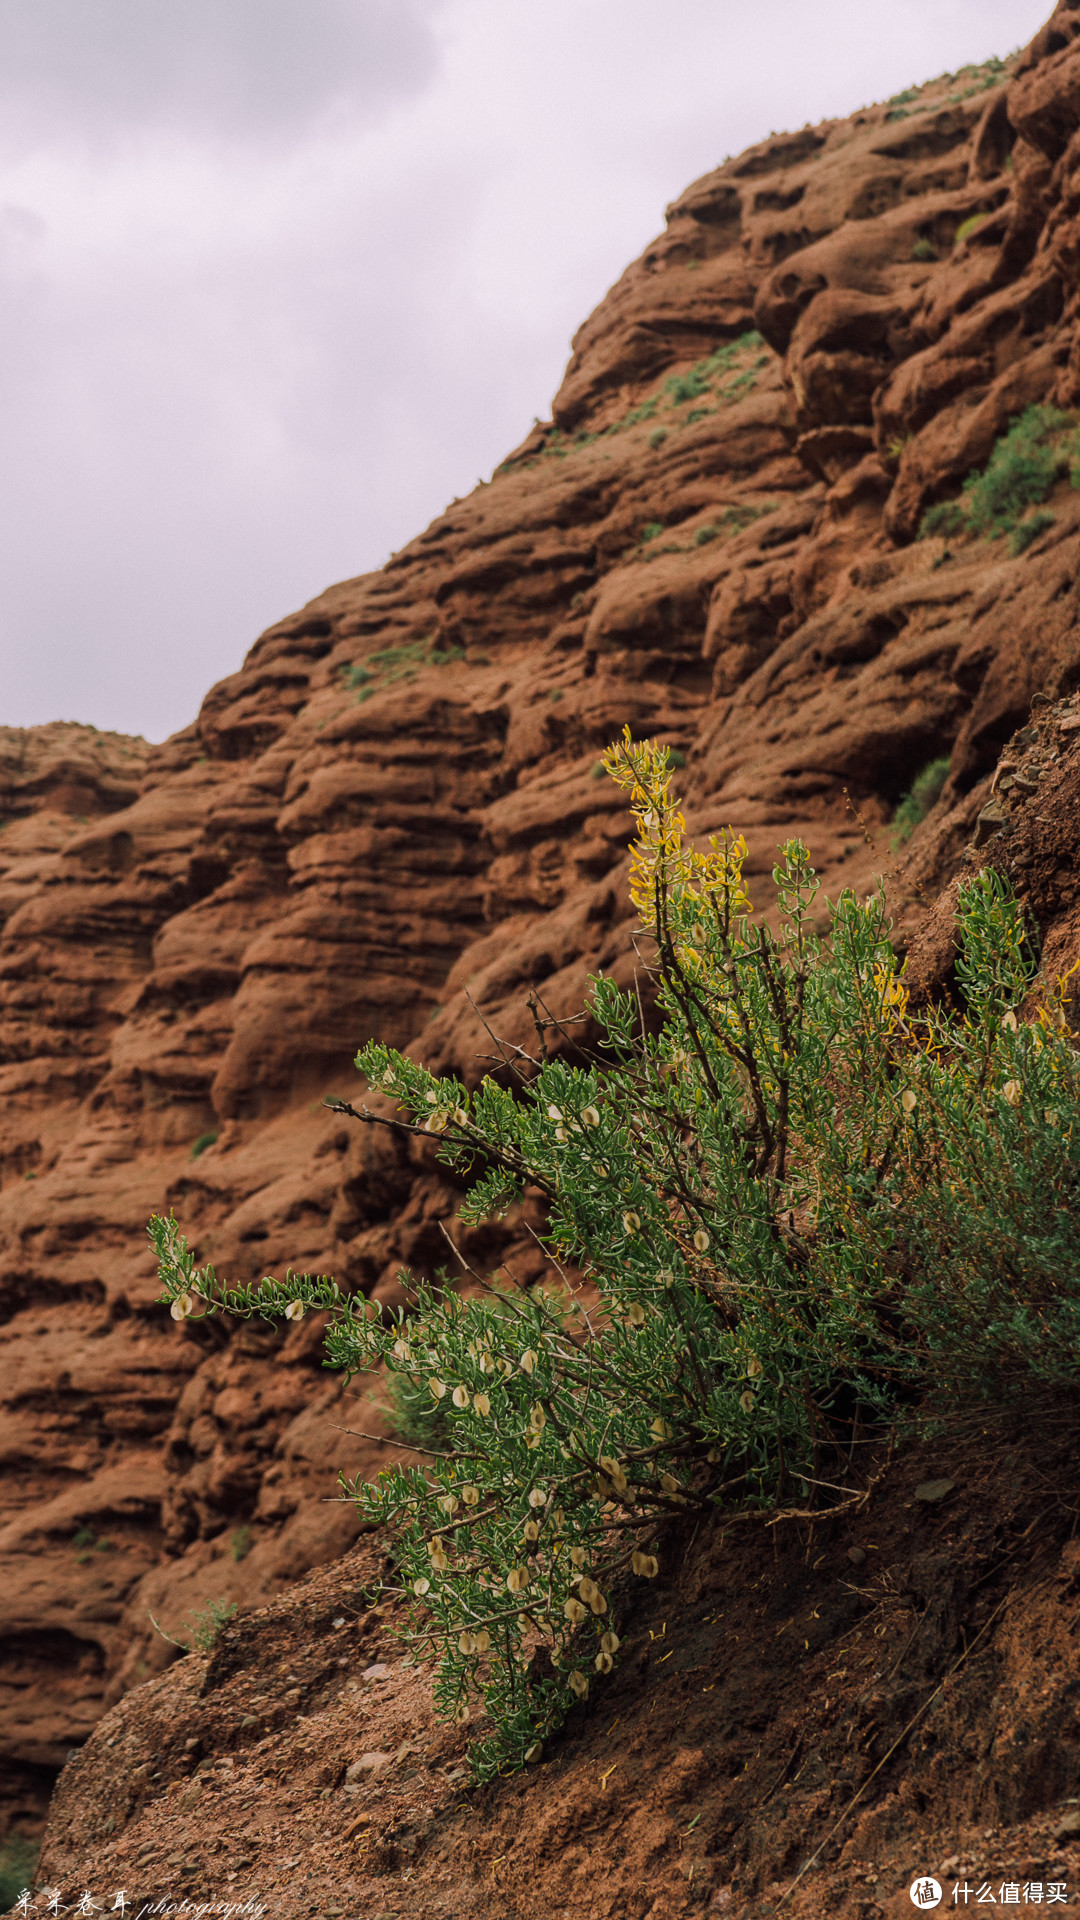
left=5, top=3, right=1080, bottom=1907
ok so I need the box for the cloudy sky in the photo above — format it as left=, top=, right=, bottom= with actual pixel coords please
left=1, top=0, right=1052, bottom=742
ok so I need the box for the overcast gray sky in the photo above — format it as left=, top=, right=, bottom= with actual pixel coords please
left=0, top=0, right=1052, bottom=742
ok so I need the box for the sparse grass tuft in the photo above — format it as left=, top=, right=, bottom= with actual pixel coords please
left=191, top=1131, right=218, bottom=1160
left=918, top=405, right=1078, bottom=549
left=890, top=756, right=952, bottom=847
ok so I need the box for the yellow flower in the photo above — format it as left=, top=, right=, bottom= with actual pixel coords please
left=473, top=1392, right=491, bottom=1416
left=452, top=1385, right=470, bottom=1409
left=631, top=1551, right=659, bottom=1578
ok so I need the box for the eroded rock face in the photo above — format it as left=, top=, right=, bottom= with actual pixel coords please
left=7, top=11, right=1080, bottom=1830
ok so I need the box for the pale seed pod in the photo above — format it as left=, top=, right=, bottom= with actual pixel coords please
left=392, top=1337, right=410, bottom=1361
left=594, top=1651, right=613, bottom=1674
left=525, top=1431, right=541, bottom=1451
left=901, top=1088, right=917, bottom=1115
left=479, top=1350, right=493, bottom=1373
left=1003, top=1079, right=1022, bottom=1106
left=564, top=1597, right=587, bottom=1624
left=622, top=1211, right=642, bottom=1235
left=1002, top=1009, right=1018, bottom=1031
left=523, top=1520, right=540, bottom=1543
left=473, top=1392, right=491, bottom=1416
left=461, top=1485, right=480, bottom=1507
left=745, top=1353, right=763, bottom=1378
left=170, top=1293, right=195, bottom=1321
left=519, top=1349, right=537, bottom=1375
left=454, top=1107, right=468, bottom=1125
left=458, top=1630, right=475, bottom=1655
left=452, top=1385, right=470, bottom=1409
left=692, top=1228, right=710, bottom=1253
left=498, top=1357, right=514, bottom=1377
left=650, top=1416, right=672, bottom=1441
left=739, top=1389, right=756, bottom=1414
left=660, top=1473, right=679, bottom=1495
left=1046, top=1109, right=1059, bottom=1126
left=547, top=1104, right=563, bottom=1122
left=632, top=1550, right=658, bottom=1578
left=473, top=1629, right=491, bottom=1653
left=425, top=1111, right=448, bottom=1134
left=568, top=1670, right=589, bottom=1698
left=600, top=1631, right=620, bottom=1655
left=425, top=1089, right=439, bottom=1104
left=569, top=1545, right=587, bottom=1569
left=413, top=1577, right=430, bottom=1596
left=599, top=1455, right=627, bottom=1493
left=524, top=1741, right=543, bottom=1763
left=627, top=1302, right=646, bottom=1327
left=555, top=1125, right=568, bottom=1143
left=284, top=1299, right=306, bottom=1321
left=588, top=1591, right=608, bottom=1615
left=582, top=1106, right=600, bottom=1128
left=529, top=1404, right=547, bottom=1433
left=454, top=1704, right=469, bottom=1725
left=578, top=1577, right=599, bottom=1603
left=506, top=1566, right=530, bottom=1594
left=430, top=1378, right=448, bottom=1400
left=429, top=1545, right=449, bottom=1572
left=528, top=1487, right=547, bottom=1509
left=439, top=1492, right=460, bottom=1516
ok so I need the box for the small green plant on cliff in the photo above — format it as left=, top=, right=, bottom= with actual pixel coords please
left=890, top=755, right=952, bottom=848
left=342, top=639, right=466, bottom=703
left=0, top=1833, right=39, bottom=1910
left=152, top=737, right=1080, bottom=1781
left=919, top=404, right=1079, bottom=553
left=191, top=1131, right=218, bottom=1160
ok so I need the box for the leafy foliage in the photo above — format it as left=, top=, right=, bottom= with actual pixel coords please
left=151, top=738, right=1080, bottom=1780
left=919, top=405, right=1079, bottom=552
left=0, top=1834, right=39, bottom=1910
left=890, top=756, right=952, bottom=847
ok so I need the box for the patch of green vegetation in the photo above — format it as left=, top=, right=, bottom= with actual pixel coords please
left=344, top=638, right=467, bottom=703
left=0, top=1833, right=40, bottom=1910
left=885, top=107, right=910, bottom=122
left=888, top=87, right=919, bottom=107
left=954, top=211, right=990, bottom=247
left=231, top=1525, right=253, bottom=1562
left=693, top=525, right=721, bottom=546
left=648, top=429, right=668, bottom=451
left=640, top=522, right=665, bottom=544
left=912, top=238, right=938, bottom=262
left=191, top=1131, right=218, bottom=1160
left=918, top=405, right=1078, bottom=550
left=73, top=1524, right=113, bottom=1564
left=890, top=756, right=952, bottom=848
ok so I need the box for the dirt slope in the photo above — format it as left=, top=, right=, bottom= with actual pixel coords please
left=6, top=0, right=1080, bottom=1870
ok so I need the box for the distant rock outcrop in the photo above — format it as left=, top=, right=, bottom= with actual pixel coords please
left=6, top=3, right=1080, bottom=1831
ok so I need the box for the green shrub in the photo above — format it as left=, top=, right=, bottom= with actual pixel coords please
left=344, top=639, right=466, bottom=703
left=639, top=522, right=665, bottom=544
left=152, top=737, right=1080, bottom=1782
left=912, top=238, right=937, bottom=262
left=919, top=405, right=1077, bottom=546
left=648, top=429, right=668, bottom=450
left=231, top=1525, right=254, bottom=1562
left=693, top=525, right=720, bottom=546
left=1010, top=508, right=1056, bottom=555
left=0, top=1833, right=40, bottom=1910
left=890, top=755, right=952, bottom=846
left=954, top=212, right=989, bottom=247
left=191, top=1131, right=218, bottom=1160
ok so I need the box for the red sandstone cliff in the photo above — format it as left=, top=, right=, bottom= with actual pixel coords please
left=6, top=5, right=1080, bottom=1853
